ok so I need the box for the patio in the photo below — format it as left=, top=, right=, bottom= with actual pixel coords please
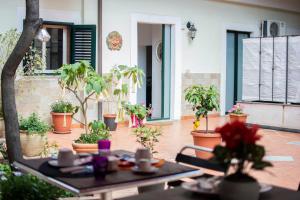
left=48, top=117, right=300, bottom=192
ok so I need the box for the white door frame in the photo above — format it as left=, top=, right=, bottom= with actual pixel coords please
left=130, top=13, right=182, bottom=120
left=220, top=23, right=259, bottom=115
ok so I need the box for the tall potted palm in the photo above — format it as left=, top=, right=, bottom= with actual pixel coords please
left=184, top=85, right=221, bottom=159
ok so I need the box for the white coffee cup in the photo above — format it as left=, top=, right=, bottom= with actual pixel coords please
left=135, top=148, right=151, bottom=162
left=57, top=148, right=75, bottom=167
left=137, top=159, right=152, bottom=171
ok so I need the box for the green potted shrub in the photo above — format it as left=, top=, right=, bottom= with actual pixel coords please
left=103, top=65, right=144, bottom=131
left=73, top=120, right=111, bottom=153
left=19, top=113, right=50, bottom=157
left=133, top=126, right=162, bottom=155
left=123, top=102, right=151, bottom=128
left=228, top=103, right=248, bottom=123
left=50, top=100, right=78, bottom=134
left=58, top=61, right=107, bottom=153
left=184, top=85, right=220, bottom=159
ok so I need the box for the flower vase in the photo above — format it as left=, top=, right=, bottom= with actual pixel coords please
left=131, top=114, right=138, bottom=128
left=218, top=173, right=260, bottom=200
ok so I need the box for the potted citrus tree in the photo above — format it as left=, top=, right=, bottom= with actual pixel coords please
left=103, top=65, right=144, bottom=131
left=184, top=85, right=220, bottom=159
left=19, top=113, right=50, bottom=157
left=214, top=121, right=272, bottom=200
left=228, top=104, right=248, bottom=123
left=58, top=61, right=107, bottom=153
left=73, top=120, right=111, bottom=153
left=50, top=101, right=78, bottom=134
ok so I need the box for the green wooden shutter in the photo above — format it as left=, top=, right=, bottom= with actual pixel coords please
left=71, top=25, right=96, bottom=68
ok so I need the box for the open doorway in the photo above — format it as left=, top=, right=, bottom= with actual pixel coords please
left=225, top=31, right=250, bottom=113
left=137, top=23, right=172, bottom=120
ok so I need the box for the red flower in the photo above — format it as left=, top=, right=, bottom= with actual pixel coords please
left=215, top=121, right=261, bottom=150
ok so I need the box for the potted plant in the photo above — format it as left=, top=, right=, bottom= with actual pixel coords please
left=73, top=120, right=111, bottom=153
left=213, top=121, right=272, bottom=200
left=133, top=126, right=162, bottom=155
left=103, top=65, right=144, bottom=131
left=58, top=61, right=107, bottom=153
left=19, top=113, right=50, bottom=157
left=50, top=101, right=78, bottom=134
left=228, top=104, right=248, bottom=123
left=123, top=103, right=151, bottom=128
left=133, top=126, right=163, bottom=193
left=184, top=85, right=220, bottom=159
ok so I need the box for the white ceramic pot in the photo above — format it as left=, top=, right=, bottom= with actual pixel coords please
left=218, top=175, right=260, bottom=200
left=20, top=131, right=47, bottom=157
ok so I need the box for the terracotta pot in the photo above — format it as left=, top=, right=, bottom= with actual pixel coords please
left=229, top=113, right=248, bottom=123
left=51, top=112, right=73, bottom=134
left=72, top=142, right=98, bottom=153
left=191, top=130, right=221, bottom=159
left=103, top=114, right=117, bottom=131
left=20, top=131, right=47, bottom=157
left=219, top=174, right=259, bottom=200
left=0, top=118, right=5, bottom=138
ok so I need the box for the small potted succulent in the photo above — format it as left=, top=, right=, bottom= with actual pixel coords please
left=213, top=121, right=272, bottom=200
left=123, top=102, right=151, bottom=128
left=72, top=120, right=111, bottom=153
left=50, top=101, right=78, bottom=134
left=228, top=104, right=248, bottom=123
left=19, top=113, right=50, bottom=157
left=133, top=126, right=162, bottom=155
left=184, top=85, right=220, bottom=159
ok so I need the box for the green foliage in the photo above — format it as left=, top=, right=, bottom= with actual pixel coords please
left=75, top=120, right=110, bottom=144
left=133, top=126, right=162, bottom=154
left=122, top=102, right=151, bottom=120
left=23, top=46, right=45, bottom=75
left=59, top=61, right=107, bottom=133
left=184, top=85, right=220, bottom=120
left=0, top=29, right=20, bottom=73
left=104, top=65, right=144, bottom=121
left=0, top=164, right=73, bottom=200
left=19, top=113, right=50, bottom=135
left=50, top=100, right=78, bottom=113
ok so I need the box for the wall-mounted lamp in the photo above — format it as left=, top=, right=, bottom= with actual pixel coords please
left=186, top=21, right=197, bottom=40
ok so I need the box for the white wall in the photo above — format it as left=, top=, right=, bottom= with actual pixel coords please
left=102, top=0, right=300, bottom=74
left=102, top=0, right=300, bottom=117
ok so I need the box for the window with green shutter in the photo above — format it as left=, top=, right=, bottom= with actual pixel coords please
left=71, top=25, right=96, bottom=69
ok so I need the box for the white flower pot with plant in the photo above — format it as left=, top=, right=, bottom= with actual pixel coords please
left=19, top=113, right=50, bottom=157
left=213, top=122, right=272, bottom=200
left=184, top=85, right=221, bottom=159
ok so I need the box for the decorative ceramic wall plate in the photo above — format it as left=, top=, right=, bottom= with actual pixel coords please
left=106, top=31, right=123, bottom=51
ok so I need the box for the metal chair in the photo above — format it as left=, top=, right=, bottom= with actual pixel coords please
left=167, top=145, right=226, bottom=188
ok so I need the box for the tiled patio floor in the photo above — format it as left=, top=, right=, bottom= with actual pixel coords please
left=48, top=117, right=300, bottom=192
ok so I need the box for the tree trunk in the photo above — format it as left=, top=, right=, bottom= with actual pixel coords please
left=1, top=0, right=42, bottom=163
left=205, top=115, right=208, bottom=133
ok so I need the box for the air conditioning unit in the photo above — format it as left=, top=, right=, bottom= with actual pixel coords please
left=261, top=20, right=286, bottom=37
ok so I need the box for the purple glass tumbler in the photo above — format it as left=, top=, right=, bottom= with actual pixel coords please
left=92, top=155, right=108, bottom=179
left=98, top=139, right=111, bottom=150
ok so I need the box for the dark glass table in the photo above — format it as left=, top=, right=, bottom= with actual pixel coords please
left=118, top=186, right=300, bottom=200
left=13, top=150, right=202, bottom=200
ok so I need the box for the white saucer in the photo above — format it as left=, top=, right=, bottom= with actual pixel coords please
left=132, top=166, right=159, bottom=174
left=127, top=158, right=159, bottom=165
left=182, top=181, right=272, bottom=195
